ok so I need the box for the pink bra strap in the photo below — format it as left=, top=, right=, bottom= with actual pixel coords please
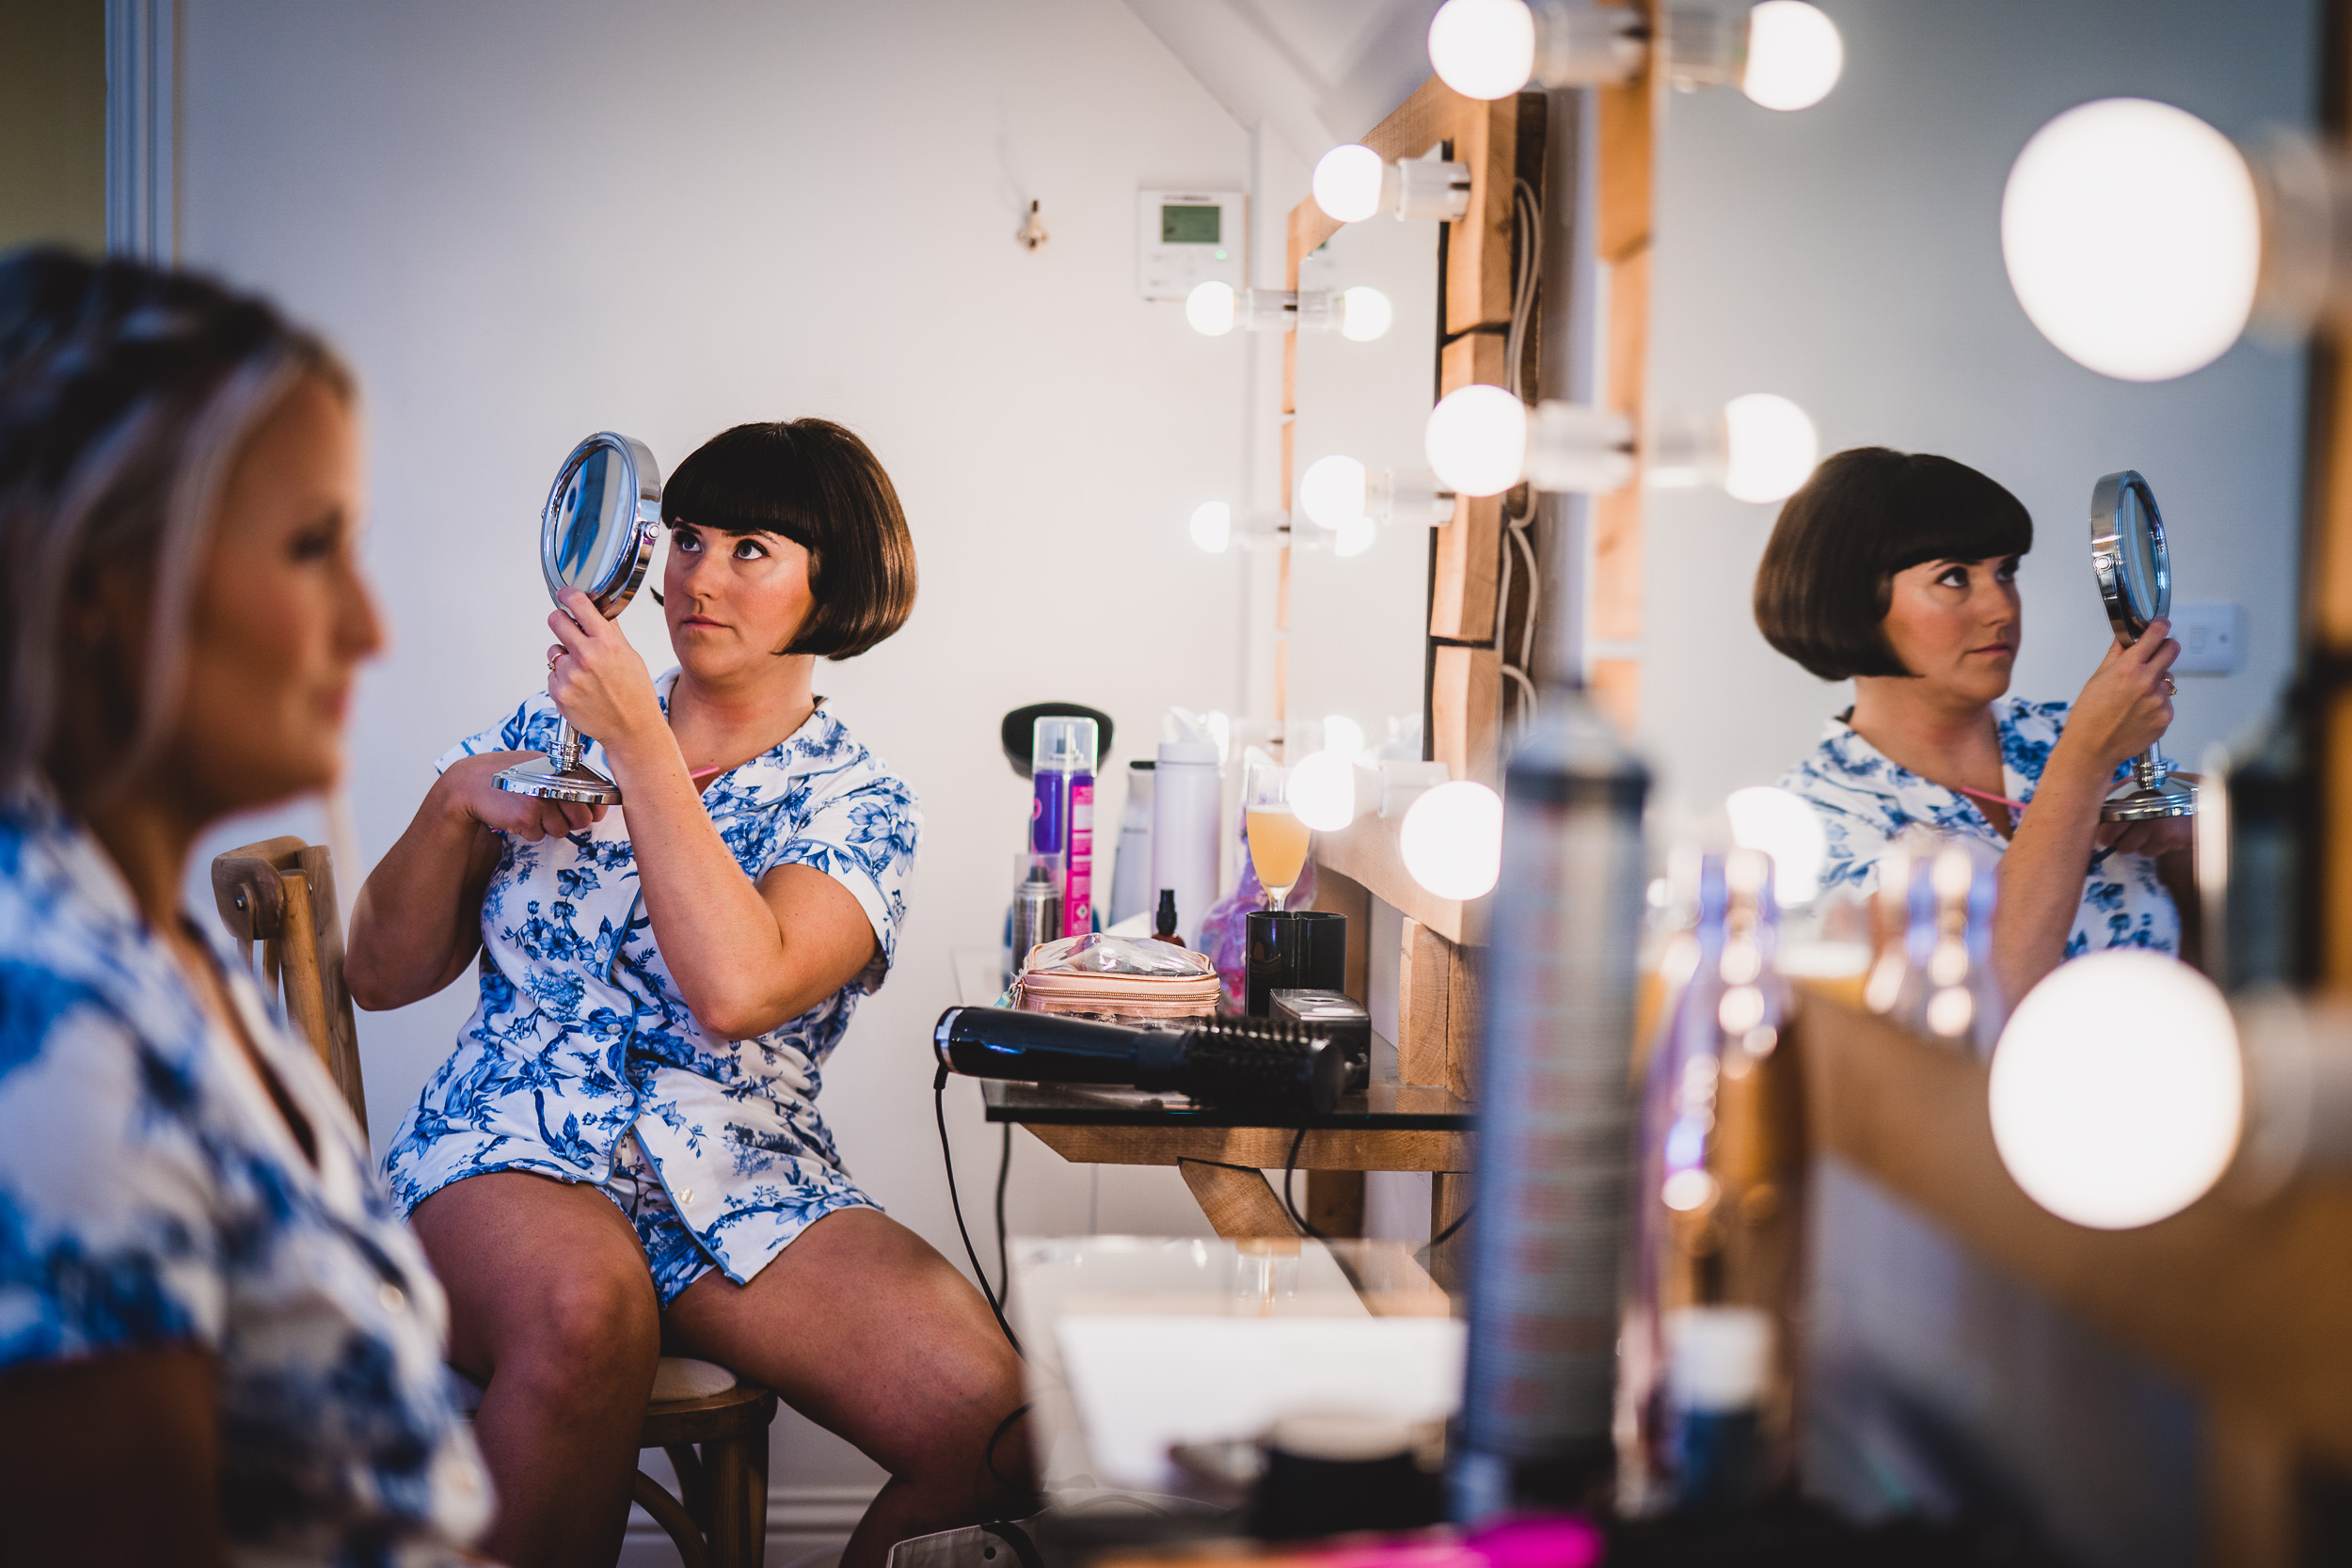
left=1953, top=783, right=2028, bottom=813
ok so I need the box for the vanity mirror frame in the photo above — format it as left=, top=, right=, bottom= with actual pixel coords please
left=496, top=431, right=665, bottom=805
left=2089, top=467, right=2196, bottom=822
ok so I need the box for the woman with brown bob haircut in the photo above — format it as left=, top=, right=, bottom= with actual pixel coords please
left=1756, top=446, right=2189, bottom=1002
left=353, top=420, right=1027, bottom=1568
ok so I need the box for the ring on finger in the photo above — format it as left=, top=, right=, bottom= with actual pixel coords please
left=2163, top=676, right=2176, bottom=695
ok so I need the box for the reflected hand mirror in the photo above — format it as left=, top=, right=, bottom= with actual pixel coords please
left=496, top=432, right=663, bottom=805
left=2089, top=469, right=2194, bottom=822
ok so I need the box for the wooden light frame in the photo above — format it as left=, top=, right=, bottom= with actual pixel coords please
left=1293, top=7, right=1661, bottom=1123
left=1293, top=3, right=1660, bottom=958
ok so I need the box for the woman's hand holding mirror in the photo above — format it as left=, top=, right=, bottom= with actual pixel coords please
left=444, top=752, right=609, bottom=842
left=2067, top=615, right=2180, bottom=769
left=544, top=587, right=664, bottom=771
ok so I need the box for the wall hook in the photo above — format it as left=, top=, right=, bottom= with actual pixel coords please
left=1016, top=199, right=1048, bottom=252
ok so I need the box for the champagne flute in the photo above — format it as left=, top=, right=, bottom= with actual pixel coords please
left=1244, top=761, right=1311, bottom=912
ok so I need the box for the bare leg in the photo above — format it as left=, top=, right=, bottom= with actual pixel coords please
left=662, top=1207, right=1031, bottom=1568
left=411, top=1171, right=660, bottom=1568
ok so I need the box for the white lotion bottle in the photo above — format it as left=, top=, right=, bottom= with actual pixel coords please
left=1107, top=760, right=1156, bottom=928
left=1152, top=722, right=1223, bottom=950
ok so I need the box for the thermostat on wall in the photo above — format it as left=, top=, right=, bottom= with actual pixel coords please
left=1138, top=189, right=1245, bottom=302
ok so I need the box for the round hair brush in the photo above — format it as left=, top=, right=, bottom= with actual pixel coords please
left=932, top=1006, right=1345, bottom=1117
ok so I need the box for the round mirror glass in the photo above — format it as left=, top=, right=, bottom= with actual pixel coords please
left=552, top=446, right=629, bottom=590
left=2113, top=481, right=2168, bottom=628
left=2091, top=469, right=2170, bottom=641
left=540, top=433, right=660, bottom=617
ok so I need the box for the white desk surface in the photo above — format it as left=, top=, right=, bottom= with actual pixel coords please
left=1006, top=1235, right=1460, bottom=1498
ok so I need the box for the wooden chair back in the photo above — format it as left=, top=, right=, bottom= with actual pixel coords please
left=203, top=836, right=779, bottom=1566
left=210, top=835, right=368, bottom=1140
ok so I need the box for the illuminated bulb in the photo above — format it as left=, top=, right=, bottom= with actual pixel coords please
left=1298, top=454, right=1368, bottom=530
left=1334, top=514, right=1376, bottom=557
left=1187, top=500, right=1232, bottom=554
left=1399, top=780, right=1504, bottom=901
left=1427, top=0, right=1537, bottom=101
left=1185, top=279, right=1238, bottom=337
left=1425, top=384, right=1528, bottom=497
left=2003, top=99, right=2261, bottom=382
left=1322, top=714, right=1367, bottom=762
left=1312, top=144, right=1388, bottom=224
left=1287, top=750, right=1357, bottom=832
left=1990, top=951, right=2243, bottom=1229
left=1721, top=392, right=1820, bottom=503
left=1340, top=286, right=1394, bottom=341
left=1724, top=785, right=1826, bottom=905
left=1661, top=1169, right=1716, bottom=1212
left=1740, top=1, right=1843, bottom=111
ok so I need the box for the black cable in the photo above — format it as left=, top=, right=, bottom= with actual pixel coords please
left=1279, top=1123, right=1330, bottom=1243
left=983, top=1402, right=1039, bottom=1504
left=1426, top=1200, right=1475, bottom=1251
left=993, top=1120, right=1013, bottom=1310
left=935, top=1065, right=1022, bottom=1354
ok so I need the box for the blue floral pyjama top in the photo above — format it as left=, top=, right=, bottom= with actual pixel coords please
left=382, top=673, right=920, bottom=1303
left=0, top=792, right=492, bottom=1564
left=1781, top=696, right=2179, bottom=959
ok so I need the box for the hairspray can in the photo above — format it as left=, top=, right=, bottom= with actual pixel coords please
left=1452, top=688, right=1650, bottom=1519
left=1009, top=857, right=1063, bottom=974
left=1033, top=717, right=1100, bottom=937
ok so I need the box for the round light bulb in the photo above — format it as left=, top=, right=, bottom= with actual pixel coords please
left=1312, top=144, right=1388, bottom=224
left=1298, top=454, right=1368, bottom=530
left=1340, top=286, right=1394, bottom=341
left=1724, top=785, right=1826, bottom=905
left=1400, top=780, right=1504, bottom=901
left=1287, top=750, right=1357, bottom=832
left=1990, top=951, right=2243, bottom=1229
left=1322, top=714, right=1367, bottom=762
left=1720, top=392, right=1818, bottom=503
left=1427, top=0, right=1536, bottom=102
left=2002, top=98, right=2261, bottom=382
left=1188, top=500, right=1232, bottom=554
left=1334, top=513, right=1376, bottom=557
left=1740, top=1, right=1843, bottom=112
left=1185, top=279, right=1238, bottom=337
left=1424, top=384, right=1527, bottom=497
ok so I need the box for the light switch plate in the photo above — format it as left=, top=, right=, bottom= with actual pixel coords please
left=2169, top=601, right=2246, bottom=674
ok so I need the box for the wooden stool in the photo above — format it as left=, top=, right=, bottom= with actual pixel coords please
left=213, top=836, right=779, bottom=1568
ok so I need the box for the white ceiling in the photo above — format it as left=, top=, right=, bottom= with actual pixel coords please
left=1117, top=0, right=1442, bottom=157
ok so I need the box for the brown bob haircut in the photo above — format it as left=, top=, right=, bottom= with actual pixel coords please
left=661, top=418, right=917, bottom=659
left=1753, top=447, right=2033, bottom=681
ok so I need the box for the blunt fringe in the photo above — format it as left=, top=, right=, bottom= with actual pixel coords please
left=661, top=419, right=916, bottom=660
left=0, top=245, right=351, bottom=799
left=1753, top=447, right=2034, bottom=681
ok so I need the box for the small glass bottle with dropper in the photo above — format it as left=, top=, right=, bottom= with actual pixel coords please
left=1151, top=888, right=1186, bottom=948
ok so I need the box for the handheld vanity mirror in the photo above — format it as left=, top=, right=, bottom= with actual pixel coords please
left=2089, top=468, right=2195, bottom=822
left=495, top=432, right=663, bottom=805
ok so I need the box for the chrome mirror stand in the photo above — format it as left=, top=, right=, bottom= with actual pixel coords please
left=495, top=431, right=661, bottom=809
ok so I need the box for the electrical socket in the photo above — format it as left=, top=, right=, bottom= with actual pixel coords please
left=2168, top=601, right=2246, bottom=675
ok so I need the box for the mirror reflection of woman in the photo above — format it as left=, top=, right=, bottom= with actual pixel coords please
left=351, top=422, right=1025, bottom=1568
left=1756, top=448, right=2189, bottom=1002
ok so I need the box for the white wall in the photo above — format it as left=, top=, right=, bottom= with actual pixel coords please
left=178, top=0, right=1279, bottom=1503
left=1640, top=0, right=2319, bottom=825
